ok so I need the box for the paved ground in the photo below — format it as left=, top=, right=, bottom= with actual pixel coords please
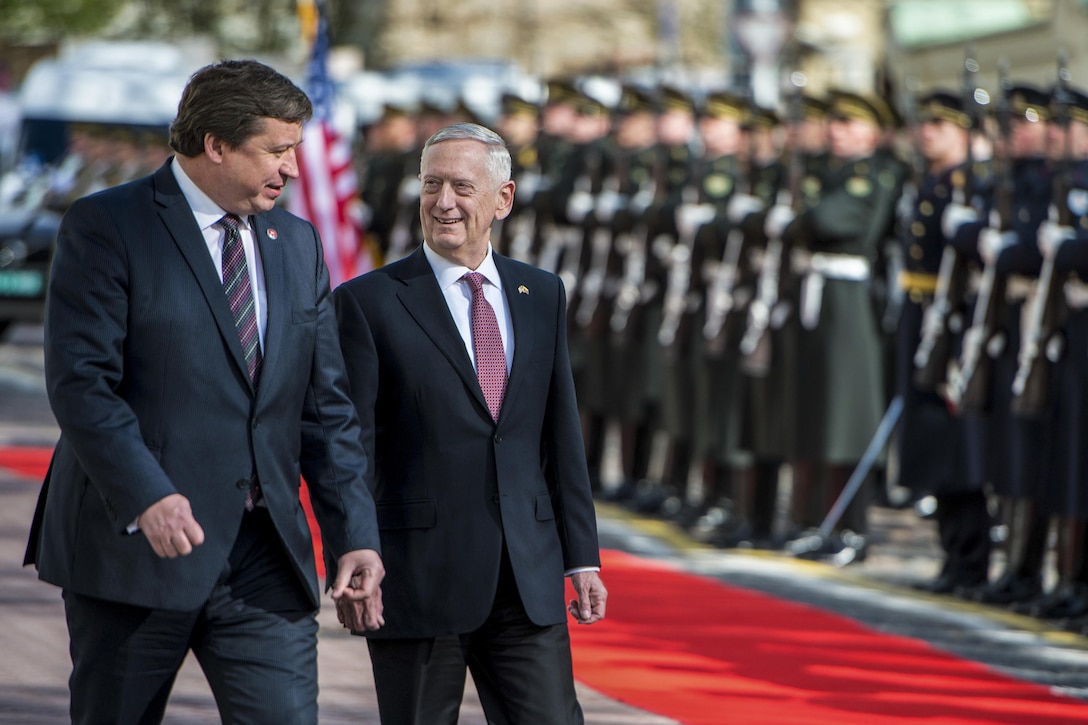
left=5, top=322, right=1088, bottom=722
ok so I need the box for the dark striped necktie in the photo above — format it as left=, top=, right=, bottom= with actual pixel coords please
left=219, top=214, right=262, bottom=385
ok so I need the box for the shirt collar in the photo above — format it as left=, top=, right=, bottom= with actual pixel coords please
left=423, top=242, right=503, bottom=293
left=170, top=157, right=250, bottom=233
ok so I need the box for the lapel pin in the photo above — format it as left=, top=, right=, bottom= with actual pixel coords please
left=518, top=285, right=529, bottom=295
left=267, top=228, right=278, bottom=239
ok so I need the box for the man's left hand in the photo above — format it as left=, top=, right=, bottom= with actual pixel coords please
left=331, top=549, right=385, bottom=631
left=568, top=571, right=607, bottom=625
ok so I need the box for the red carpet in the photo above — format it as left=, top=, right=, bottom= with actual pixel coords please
left=566, top=549, right=1088, bottom=724
left=6, top=447, right=1088, bottom=723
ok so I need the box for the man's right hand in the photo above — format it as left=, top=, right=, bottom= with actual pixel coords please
left=136, top=494, right=205, bottom=558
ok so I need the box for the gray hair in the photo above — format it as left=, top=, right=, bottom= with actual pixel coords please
left=421, top=123, right=512, bottom=188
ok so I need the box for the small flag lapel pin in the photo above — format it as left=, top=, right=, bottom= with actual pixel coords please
left=518, top=285, right=529, bottom=295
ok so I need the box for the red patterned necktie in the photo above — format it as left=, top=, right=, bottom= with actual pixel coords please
left=463, top=272, right=507, bottom=421
left=219, top=214, right=262, bottom=385
left=220, top=213, right=262, bottom=510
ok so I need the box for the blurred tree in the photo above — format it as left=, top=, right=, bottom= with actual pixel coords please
left=0, top=0, right=124, bottom=42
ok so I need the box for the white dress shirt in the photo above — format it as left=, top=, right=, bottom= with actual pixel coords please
left=422, top=241, right=514, bottom=373
left=171, top=157, right=268, bottom=350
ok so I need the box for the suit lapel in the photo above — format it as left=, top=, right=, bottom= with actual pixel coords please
left=153, top=165, right=253, bottom=391
left=394, top=248, right=489, bottom=415
left=252, top=214, right=284, bottom=396
left=495, top=255, right=535, bottom=419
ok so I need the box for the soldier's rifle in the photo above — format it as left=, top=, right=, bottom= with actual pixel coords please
left=702, top=129, right=759, bottom=356
left=947, top=58, right=1014, bottom=413
left=609, top=146, right=662, bottom=336
left=657, top=181, right=713, bottom=348
left=738, top=71, right=807, bottom=375
left=913, top=49, right=979, bottom=389
left=1011, top=51, right=1073, bottom=415
left=574, top=145, right=622, bottom=329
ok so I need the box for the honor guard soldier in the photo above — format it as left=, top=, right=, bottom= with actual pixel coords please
left=783, top=90, right=905, bottom=562
left=943, top=83, right=1053, bottom=605
left=1013, top=81, right=1088, bottom=625
left=664, top=91, right=752, bottom=535
left=495, top=92, right=543, bottom=261
left=902, top=90, right=992, bottom=594
left=358, top=103, right=418, bottom=263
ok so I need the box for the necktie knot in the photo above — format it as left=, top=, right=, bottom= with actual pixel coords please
left=463, top=271, right=485, bottom=295
left=220, top=213, right=242, bottom=234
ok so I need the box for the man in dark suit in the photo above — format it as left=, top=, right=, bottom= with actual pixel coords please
left=23, top=59, right=385, bottom=724
left=335, top=122, right=607, bottom=724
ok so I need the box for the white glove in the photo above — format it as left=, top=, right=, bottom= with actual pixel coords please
left=675, top=202, right=716, bottom=238
left=764, top=204, right=795, bottom=240
left=726, top=193, right=764, bottom=224
left=593, top=188, right=622, bottom=224
left=566, top=189, right=594, bottom=224
left=1036, top=220, right=1074, bottom=259
left=515, top=171, right=541, bottom=202
left=398, top=175, right=420, bottom=204
left=978, top=227, right=1017, bottom=266
left=941, top=202, right=977, bottom=241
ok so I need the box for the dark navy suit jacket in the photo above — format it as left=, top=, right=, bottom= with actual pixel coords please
left=335, top=246, right=601, bottom=639
left=25, top=160, right=380, bottom=611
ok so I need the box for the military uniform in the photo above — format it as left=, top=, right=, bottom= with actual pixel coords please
left=947, top=85, right=1053, bottom=605
left=788, top=91, right=905, bottom=549
left=899, top=91, right=992, bottom=593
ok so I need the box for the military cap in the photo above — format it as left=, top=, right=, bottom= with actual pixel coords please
left=501, top=92, right=539, bottom=118
left=827, top=89, right=896, bottom=129
left=1055, top=84, right=1088, bottom=125
left=618, top=84, right=656, bottom=115
left=799, top=94, right=829, bottom=121
left=545, top=78, right=580, bottom=106
left=916, top=90, right=972, bottom=129
left=701, top=91, right=747, bottom=120
left=660, top=85, right=695, bottom=114
left=575, top=92, right=609, bottom=118
left=744, top=105, right=780, bottom=130
left=379, top=102, right=412, bottom=121
left=1004, top=84, right=1051, bottom=122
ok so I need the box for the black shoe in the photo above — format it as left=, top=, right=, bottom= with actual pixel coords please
left=788, top=531, right=844, bottom=560
left=1032, top=584, right=1088, bottom=620
left=970, top=573, right=1042, bottom=606
left=603, top=479, right=638, bottom=503
left=913, top=573, right=964, bottom=595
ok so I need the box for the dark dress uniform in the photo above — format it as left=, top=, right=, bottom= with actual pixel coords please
left=949, top=85, right=1053, bottom=605
left=897, top=91, right=992, bottom=593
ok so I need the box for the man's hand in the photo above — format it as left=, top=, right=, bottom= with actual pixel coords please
left=137, top=493, right=205, bottom=558
left=568, top=571, right=607, bottom=625
left=331, top=549, right=385, bottom=632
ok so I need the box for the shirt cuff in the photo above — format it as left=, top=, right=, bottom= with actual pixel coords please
left=564, top=566, right=601, bottom=577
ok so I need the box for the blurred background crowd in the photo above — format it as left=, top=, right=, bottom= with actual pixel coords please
left=6, top=0, right=1088, bottom=632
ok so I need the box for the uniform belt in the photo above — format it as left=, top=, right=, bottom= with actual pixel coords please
left=803, top=252, right=871, bottom=281
left=1005, top=274, right=1036, bottom=302
left=897, top=270, right=938, bottom=295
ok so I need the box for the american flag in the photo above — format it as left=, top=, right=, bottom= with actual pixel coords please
left=288, top=0, right=370, bottom=287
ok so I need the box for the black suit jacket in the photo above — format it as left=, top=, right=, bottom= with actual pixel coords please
left=335, top=246, right=601, bottom=638
left=25, top=160, right=380, bottom=611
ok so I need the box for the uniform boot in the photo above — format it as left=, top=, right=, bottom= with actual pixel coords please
left=706, top=466, right=755, bottom=548
left=971, top=497, right=1045, bottom=605
left=751, top=460, right=781, bottom=547
left=1031, top=518, right=1088, bottom=620
left=787, top=460, right=819, bottom=535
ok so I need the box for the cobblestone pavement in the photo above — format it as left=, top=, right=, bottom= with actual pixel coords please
left=5, top=322, right=1088, bottom=722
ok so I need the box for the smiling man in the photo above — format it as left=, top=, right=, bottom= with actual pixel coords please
left=335, top=123, right=607, bottom=724
left=24, top=59, right=384, bottom=724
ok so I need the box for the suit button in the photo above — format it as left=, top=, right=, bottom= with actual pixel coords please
left=491, top=494, right=500, bottom=504
left=235, top=478, right=251, bottom=490
left=494, top=435, right=503, bottom=443
left=251, top=418, right=260, bottom=429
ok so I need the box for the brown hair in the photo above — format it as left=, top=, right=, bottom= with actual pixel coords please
left=169, top=59, right=313, bottom=157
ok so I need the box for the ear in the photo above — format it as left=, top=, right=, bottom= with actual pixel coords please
left=494, top=179, right=515, bottom=221
left=204, top=133, right=227, bottom=164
